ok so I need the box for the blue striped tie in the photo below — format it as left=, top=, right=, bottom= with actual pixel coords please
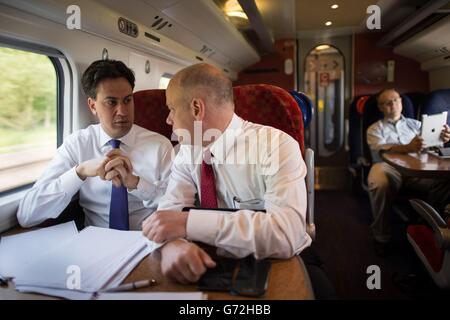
left=108, top=139, right=129, bottom=230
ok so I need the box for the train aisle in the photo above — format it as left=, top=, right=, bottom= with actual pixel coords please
left=313, top=190, right=450, bottom=299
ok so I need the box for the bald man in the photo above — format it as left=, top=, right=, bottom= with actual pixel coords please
left=142, top=63, right=311, bottom=284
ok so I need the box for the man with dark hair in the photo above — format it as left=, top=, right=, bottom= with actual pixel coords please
left=141, top=63, right=311, bottom=284
left=367, top=88, right=450, bottom=255
left=17, top=59, right=173, bottom=230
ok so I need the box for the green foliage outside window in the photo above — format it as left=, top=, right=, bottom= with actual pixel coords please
left=0, top=47, right=57, bottom=153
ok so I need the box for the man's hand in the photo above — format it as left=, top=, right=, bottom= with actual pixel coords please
left=406, top=136, right=426, bottom=152
left=75, top=156, right=119, bottom=184
left=104, top=149, right=139, bottom=190
left=441, top=124, right=450, bottom=143
left=142, top=210, right=189, bottom=243
left=159, top=239, right=216, bottom=284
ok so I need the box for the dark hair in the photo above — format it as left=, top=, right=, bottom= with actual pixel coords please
left=81, top=59, right=135, bottom=99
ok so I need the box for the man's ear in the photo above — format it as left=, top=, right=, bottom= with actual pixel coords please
left=87, top=97, right=97, bottom=116
left=190, top=98, right=205, bottom=121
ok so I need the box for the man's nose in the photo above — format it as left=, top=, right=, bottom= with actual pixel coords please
left=166, top=114, right=173, bottom=126
left=116, top=102, right=129, bottom=116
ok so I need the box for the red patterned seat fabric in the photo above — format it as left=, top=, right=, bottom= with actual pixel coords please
left=407, top=225, right=444, bottom=273
left=233, top=84, right=305, bottom=154
left=133, top=89, right=174, bottom=144
left=133, top=86, right=305, bottom=154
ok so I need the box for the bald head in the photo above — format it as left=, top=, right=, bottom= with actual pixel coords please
left=169, top=63, right=234, bottom=109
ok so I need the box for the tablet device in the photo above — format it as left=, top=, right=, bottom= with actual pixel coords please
left=230, top=257, right=271, bottom=297
left=197, top=257, right=237, bottom=292
left=420, top=111, right=447, bottom=148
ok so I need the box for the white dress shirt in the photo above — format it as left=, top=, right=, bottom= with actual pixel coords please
left=158, top=114, right=312, bottom=259
left=367, top=115, right=421, bottom=162
left=17, top=124, right=173, bottom=230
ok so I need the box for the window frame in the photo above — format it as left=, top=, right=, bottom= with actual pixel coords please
left=0, top=38, right=69, bottom=232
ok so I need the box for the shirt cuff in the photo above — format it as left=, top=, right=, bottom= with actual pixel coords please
left=151, top=238, right=190, bottom=259
left=128, top=177, right=156, bottom=200
left=60, top=167, right=84, bottom=197
left=186, top=209, right=221, bottom=244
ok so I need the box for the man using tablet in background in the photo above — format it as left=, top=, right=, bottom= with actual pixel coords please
left=367, top=88, right=450, bottom=256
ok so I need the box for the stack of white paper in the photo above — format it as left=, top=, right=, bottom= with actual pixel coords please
left=1, top=223, right=161, bottom=300
left=0, top=221, right=78, bottom=278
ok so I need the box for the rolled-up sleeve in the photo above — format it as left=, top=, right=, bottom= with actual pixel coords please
left=17, top=140, right=82, bottom=227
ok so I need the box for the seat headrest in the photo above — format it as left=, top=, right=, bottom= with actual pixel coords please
left=356, top=96, right=370, bottom=115
left=422, top=89, right=450, bottom=125
left=290, top=91, right=313, bottom=129
left=233, top=84, right=305, bottom=154
left=363, top=93, right=414, bottom=128
left=133, top=86, right=306, bottom=154
left=133, top=89, right=174, bottom=143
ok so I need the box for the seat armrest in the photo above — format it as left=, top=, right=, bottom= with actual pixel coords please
left=305, top=148, right=315, bottom=240
left=409, top=199, right=450, bottom=249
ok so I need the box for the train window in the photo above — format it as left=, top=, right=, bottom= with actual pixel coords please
left=0, top=47, right=58, bottom=193
left=158, top=73, right=173, bottom=89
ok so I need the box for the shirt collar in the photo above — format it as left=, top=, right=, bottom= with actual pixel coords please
left=384, top=114, right=405, bottom=125
left=98, top=124, right=136, bottom=148
left=208, top=113, right=244, bottom=163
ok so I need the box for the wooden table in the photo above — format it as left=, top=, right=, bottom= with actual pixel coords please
left=381, top=151, right=450, bottom=178
left=0, top=227, right=314, bottom=300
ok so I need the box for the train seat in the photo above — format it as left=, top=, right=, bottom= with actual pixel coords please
left=290, top=90, right=313, bottom=129
left=360, top=93, right=415, bottom=190
left=420, top=89, right=450, bottom=148
left=359, top=94, right=421, bottom=224
left=233, top=84, right=315, bottom=239
left=420, top=89, right=450, bottom=126
left=348, top=95, right=369, bottom=172
left=361, top=94, right=415, bottom=163
left=133, top=85, right=315, bottom=240
left=405, top=92, right=427, bottom=120
left=408, top=199, right=450, bottom=288
left=133, top=89, right=174, bottom=143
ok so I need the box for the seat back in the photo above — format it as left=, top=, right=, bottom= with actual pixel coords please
left=134, top=86, right=315, bottom=239
left=233, top=84, right=305, bottom=154
left=290, top=91, right=313, bottom=129
left=133, top=89, right=173, bottom=143
left=407, top=199, right=450, bottom=288
left=362, top=94, right=414, bottom=164
left=405, top=92, right=427, bottom=120
left=233, top=84, right=314, bottom=239
left=348, top=95, right=369, bottom=167
left=420, top=89, right=450, bottom=125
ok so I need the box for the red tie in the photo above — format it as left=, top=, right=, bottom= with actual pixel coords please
left=200, top=155, right=218, bottom=208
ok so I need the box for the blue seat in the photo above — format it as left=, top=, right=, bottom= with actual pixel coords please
left=290, top=91, right=313, bottom=129
left=356, top=94, right=414, bottom=193
left=405, top=92, right=427, bottom=120
left=420, top=89, right=450, bottom=125
left=361, top=94, right=414, bottom=166
left=348, top=95, right=369, bottom=168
